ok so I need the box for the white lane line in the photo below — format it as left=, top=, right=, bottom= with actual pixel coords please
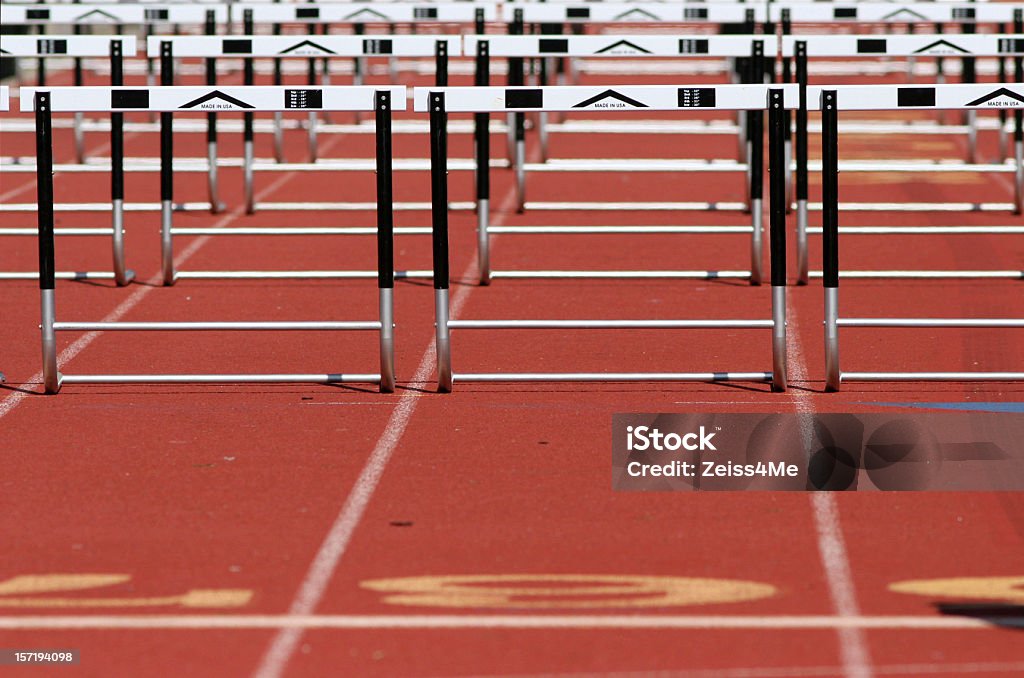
left=786, top=290, right=874, bottom=678
left=253, top=181, right=523, bottom=678
left=0, top=138, right=345, bottom=422
left=493, top=660, right=1024, bottom=678
left=0, top=614, right=1016, bottom=631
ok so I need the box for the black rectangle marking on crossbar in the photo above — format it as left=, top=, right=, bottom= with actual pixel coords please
left=363, top=39, right=393, bottom=55
left=683, top=8, right=709, bottom=20
left=505, top=89, right=544, bottom=109
left=952, top=8, right=976, bottom=19
left=539, top=39, right=569, bottom=54
left=144, top=9, right=169, bottom=22
left=897, top=87, right=936, bottom=107
left=566, top=8, right=591, bottom=19
left=111, top=90, right=150, bottom=109
left=833, top=8, right=858, bottom=19
left=222, top=39, right=253, bottom=55
left=999, top=38, right=1024, bottom=54
left=36, top=39, right=67, bottom=55
left=857, top=39, right=887, bottom=54
left=414, top=8, right=439, bottom=19
left=678, top=39, right=710, bottom=54
left=678, top=88, right=716, bottom=108
left=26, top=9, right=49, bottom=20
left=295, top=8, right=319, bottom=20
left=285, top=89, right=323, bottom=109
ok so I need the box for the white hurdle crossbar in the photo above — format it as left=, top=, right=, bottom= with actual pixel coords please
left=817, top=85, right=1024, bottom=389
left=24, top=86, right=400, bottom=393
left=150, top=34, right=460, bottom=215
left=418, top=85, right=794, bottom=391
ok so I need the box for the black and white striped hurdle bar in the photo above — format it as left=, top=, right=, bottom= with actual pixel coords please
left=24, top=86, right=400, bottom=394
left=768, top=2, right=1020, bottom=25
left=512, top=3, right=767, bottom=26
left=150, top=34, right=459, bottom=214
left=416, top=84, right=795, bottom=391
left=814, top=85, right=1024, bottom=390
left=786, top=34, right=1024, bottom=284
left=232, top=3, right=499, bottom=27
left=463, top=35, right=776, bottom=284
left=0, top=4, right=228, bottom=27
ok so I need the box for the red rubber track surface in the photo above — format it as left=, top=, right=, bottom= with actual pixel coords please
left=1, top=48, right=1023, bottom=678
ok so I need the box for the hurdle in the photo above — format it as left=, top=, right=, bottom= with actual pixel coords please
left=788, top=35, right=1024, bottom=284
left=816, top=85, right=1024, bottom=390
left=150, top=33, right=459, bottom=214
left=419, top=84, right=794, bottom=391
left=23, top=86, right=397, bottom=394
left=0, top=38, right=138, bottom=285
left=465, top=34, right=773, bottom=214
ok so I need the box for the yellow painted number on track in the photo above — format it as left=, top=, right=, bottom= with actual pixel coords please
left=361, top=574, right=776, bottom=609
left=890, top=577, right=1024, bottom=604
left=0, top=574, right=252, bottom=608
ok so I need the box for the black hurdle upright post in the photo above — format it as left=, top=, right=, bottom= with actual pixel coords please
left=272, top=0, right=285, bottom=163
left=474, top=7, right=486, bottom=36
left=1015, top=10, right=1024, bottom=215
left=821, top=90, right=841, bottom=392
left=749, top=45, right=765, bottom=286
left=508, top=8, right=525, bottom=186
left=961, top=16, right=978, bottom=162
left=350, top=22, right=363, bottom=124
left=72, top=19, right=85, bottom=163
left=795, top=40, right=810, bottom=284
left=435, top=40, right=449, bottom=87
left=429, top=92, right=453, bottom=392
left=375, top=90, right=396, bottom=393
left=205, top=9, right=223, bottom=213
left=35, top=10, right=46, bottom=87
left=306, top=11, right=319, bottom=160
left=35, top=91, right=59, bottom=394
left=110, top=40, right=131, bottom=287
left=781, top=10, right=792, bottom=84
left=475, top=40, right=492, bottom=285
left=243, top=9, right=256, bottom=214
left=780, top=9, right=793, bottom=215
left=998, top=23, right=1008, bottom=162
left=160, top=41, right=176, bottom=286
left=768, top=88, right=788, bottom=391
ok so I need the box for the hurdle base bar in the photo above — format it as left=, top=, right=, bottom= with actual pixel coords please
left=172, top=271, right=432, bottom=281
left=171, top=227, right=433, bottom=236
left=57, top=374, right=383, bottom=386
left=0, top=202, right=213, bottom=213
left=447, top=319, right=773, bottom=330
left=523, top=202, right=749, bottom=211
left=805, top=202, right=1017, bottom=213
left=489, top=270, right=753, bottom=280
left=0, top=271, right=133, bottom=282
left=810, top=270, right=1024, bottom=280
left=53, top=321, right=382, bottom=332
left=840, top=372, right=1024, bottom=382
left=450, top=373, right=774, bottom=383
left=253, top=202, right=476, bottom=212
left=488, top=225, right=753, bottom=235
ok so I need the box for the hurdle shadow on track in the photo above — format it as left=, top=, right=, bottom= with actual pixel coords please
left=935, top=603, right=1024, bottom=631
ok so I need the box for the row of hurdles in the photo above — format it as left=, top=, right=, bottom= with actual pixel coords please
left=1, top=30, right=1022, bottom=288
left=3, top=81, right=1022, bottom=394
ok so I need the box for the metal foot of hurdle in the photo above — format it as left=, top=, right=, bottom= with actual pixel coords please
left=419, top=85, right=796, bottom=392
left=816, top=85, right=1024, bottom=391
left=26, top=87, right=396, bottom=394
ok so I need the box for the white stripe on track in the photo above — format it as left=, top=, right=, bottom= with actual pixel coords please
left=786, top=291, right=874, bottom=678
left=252, top=183, right=522, bottom=678
left=0, top=142, right=343, bottom=422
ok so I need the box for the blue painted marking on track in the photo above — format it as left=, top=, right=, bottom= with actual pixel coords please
left=868, top=402, right=1024, bottom=414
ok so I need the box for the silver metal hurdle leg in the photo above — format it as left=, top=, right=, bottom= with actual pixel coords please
left=966, top=110, right=977, bottom=164
left=772, top=286, right=787, bottom=392
left=308, top=112, right=318, bottom=162
left=506, top=112, right=515, bottom=163
left=750, top=198, right=763, bottom=285
left=379, top=288, right=395, bottom=393
left=207, top=140, right=222, bottom=214
left=435, top=288, right=453, bottom=392
left=41, top=289, right=60, bottom=394
left=477, top=198, right=491, bottom=285
left=274, top=113, right=284, bottom=163
left=999, top=120, right=1009, bottom=163
left=825, top=287, right=840, bottom=392
left=796, top=199, right=808, bottom=285
left=111, top=198, right=132, bottom=287
left=539, top=112, right=549, bottom=163
left=161, top=199, right=175, bottom=286
left=388, top=56, right=398, bottom=82
left=244, top=138, right=255, bottom=215
left=515, top=136, right=526, bottom=212
left=73, top=113, right=85, bottom=164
